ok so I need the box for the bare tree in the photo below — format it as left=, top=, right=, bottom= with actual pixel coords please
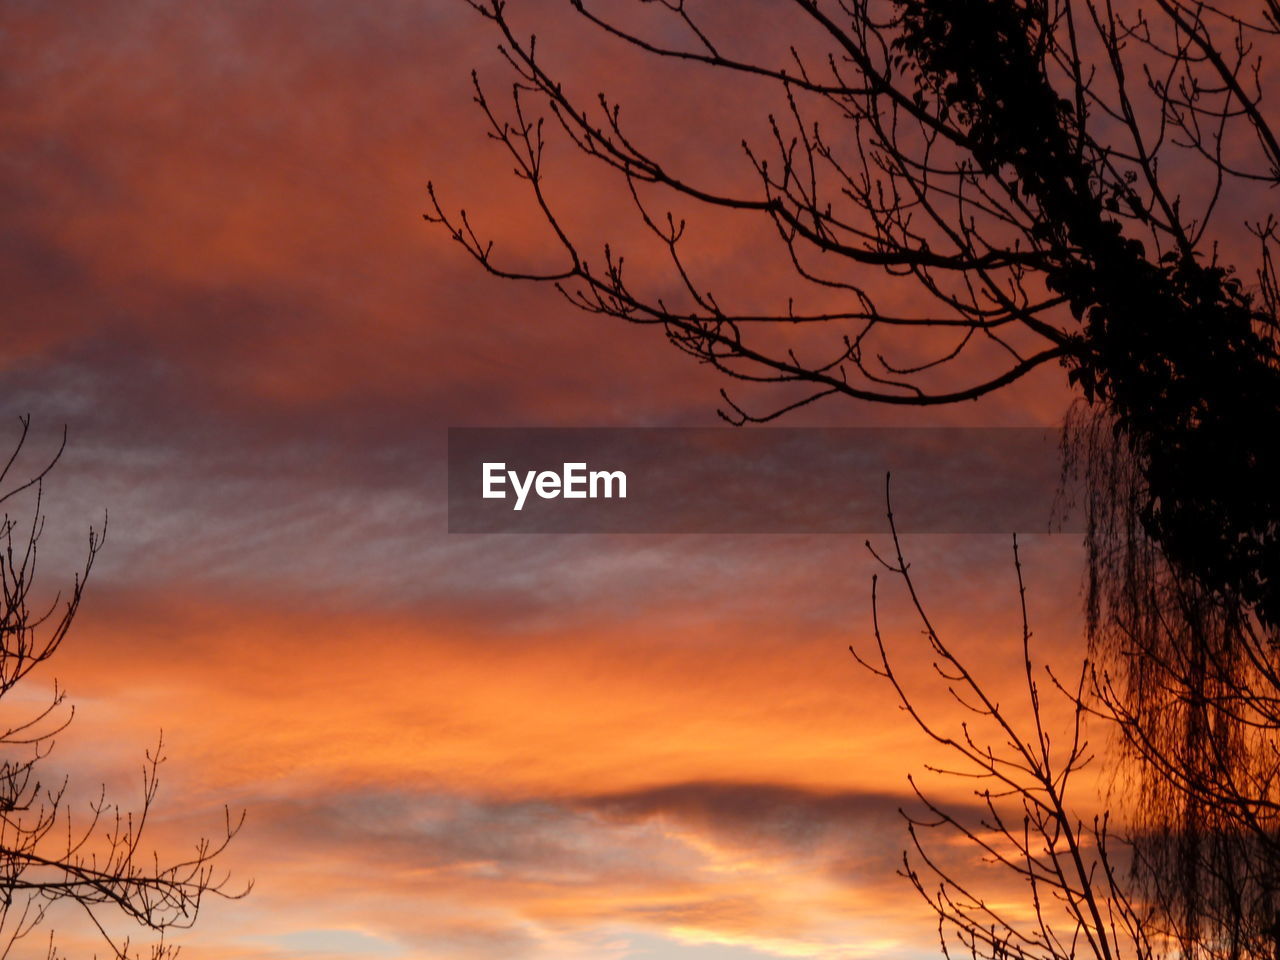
left=0, top=418, right=246, bottom=960
left=855, top=494, right=1151, bottom=960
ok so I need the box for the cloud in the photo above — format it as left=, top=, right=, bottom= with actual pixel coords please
left=0, top=2, right=1100, bottom=958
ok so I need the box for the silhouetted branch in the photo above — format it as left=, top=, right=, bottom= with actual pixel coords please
left=854, top=480, right=1150, bottom=960
left=0, top=421, right=248, bottom=959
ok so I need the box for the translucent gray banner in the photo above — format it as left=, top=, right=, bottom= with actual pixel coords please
left=448, top=428, right=1082, bottom=534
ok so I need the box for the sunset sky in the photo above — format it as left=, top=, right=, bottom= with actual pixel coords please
left=0, top=3, right=1101, bottom=958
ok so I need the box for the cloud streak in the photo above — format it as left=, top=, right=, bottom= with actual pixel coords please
left=0, top=2, right=1093, bottom=958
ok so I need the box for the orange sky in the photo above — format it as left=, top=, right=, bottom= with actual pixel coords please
left=0, top=2, right=1116, bottom=958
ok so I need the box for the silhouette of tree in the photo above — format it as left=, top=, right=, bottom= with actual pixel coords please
left=0, top=419, right=246, bottom=960
left=427, top=0, right=1279, bottom=617
left=1067, top=409, right=1280, bottom=960
left=856, top=500, right=1151, bottom=960
left=429, top=3, right=1280, bottom=958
